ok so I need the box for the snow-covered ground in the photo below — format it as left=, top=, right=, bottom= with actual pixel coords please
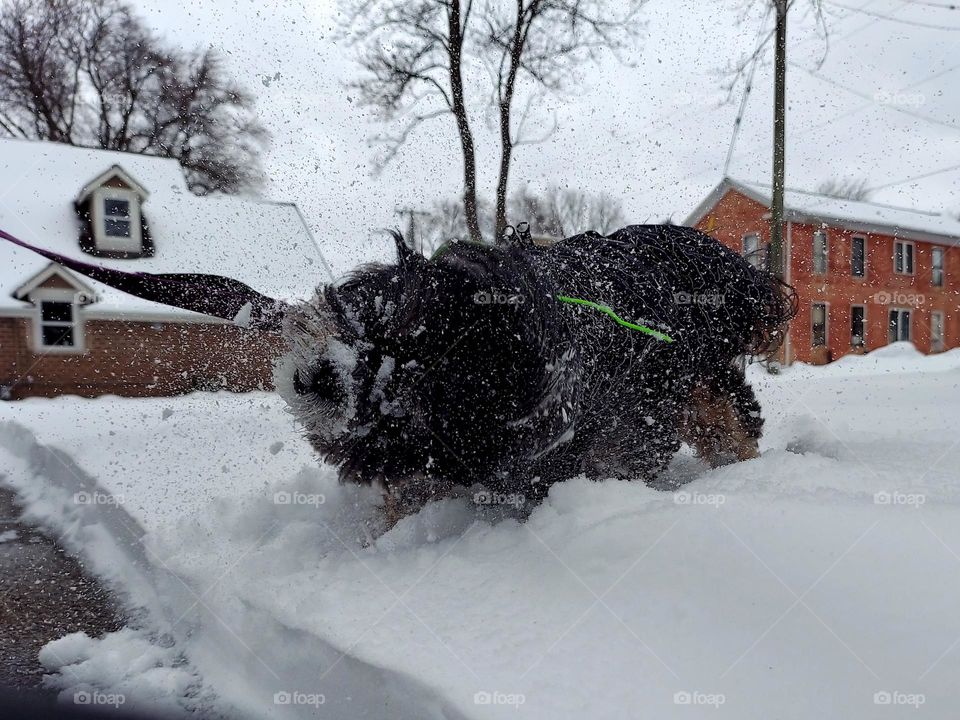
left=2, top=343, right=960, bottom=719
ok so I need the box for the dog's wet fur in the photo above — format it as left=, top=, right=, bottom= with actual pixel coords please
left=277, top=225, right=796, bottom=522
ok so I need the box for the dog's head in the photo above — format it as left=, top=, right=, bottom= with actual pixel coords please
left=277, top=232, right=556, bottom=493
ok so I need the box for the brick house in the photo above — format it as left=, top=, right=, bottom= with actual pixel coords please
left=0, top=138, right=327, bottom=399
left=685, top=178, right=960, bottom=365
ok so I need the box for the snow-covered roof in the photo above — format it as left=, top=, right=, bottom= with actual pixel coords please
left=686, top=177, right=960, bottom=245
left=0, top=138, right=330, bottom=319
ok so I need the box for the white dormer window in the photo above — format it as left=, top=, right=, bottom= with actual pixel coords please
left=15, top=264, right=95, bottom=354
left=76, top=165, right=149, bottom=255
left=92, top=186, right=142, bottom=252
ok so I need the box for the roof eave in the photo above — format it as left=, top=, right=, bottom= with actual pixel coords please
left=76, top=164, right=150, bottom=204
left=682, top=178, right=727, bottom=226
left=682, top=177, right=773, bottom=227
left=12, top=263, right=97, bottom=301
left=784, top=209, right=960, bottom=245
left=686, top=178, right=959, bottom=245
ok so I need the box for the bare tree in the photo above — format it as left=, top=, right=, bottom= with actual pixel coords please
left=509, top=186, right=625, bottom=237
left=408, top=186, right=622, bottom=256
left=344, top=1, right=483, bottom=241
left=413, top=196, right=495, bottom=253
left=0, top=0, right=267, bottom=194
left=342, top=0, right=642, bottom=243
left=816, top=177, right=872, bottom=201
left=478, top=1, right=641, bottom=240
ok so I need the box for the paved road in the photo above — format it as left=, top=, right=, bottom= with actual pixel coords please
left=0, top=487, right=124, bottom=692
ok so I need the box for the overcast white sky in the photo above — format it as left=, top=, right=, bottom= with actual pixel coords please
left=136, top=0, right=960, bottom=274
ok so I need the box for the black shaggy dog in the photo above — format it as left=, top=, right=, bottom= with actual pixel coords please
left=277, top=225, right=796, bottom=521
left=0, top=223, right=796, bottom=524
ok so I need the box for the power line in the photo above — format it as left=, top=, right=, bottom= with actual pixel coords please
left=789, top=61, right=960, bottom=133
left=902, top=0, right=958, bottom=8
left=812, top=0, right=893, bottom=47
left=864, top=161, right=960, bottom=192
left=669, top=0, right=960, bottom=203
left=724, top=4, right=773, bottom=177
left=718, top=0, right=905, bottom=181
left=825, top=0, right=960, bottom=29
left=780, top=57, right=960, bottom=142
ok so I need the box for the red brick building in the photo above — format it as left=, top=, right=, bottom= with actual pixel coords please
left=685, top=178, right=959, bottom=365
left=0, top=139, right=327, bottom=399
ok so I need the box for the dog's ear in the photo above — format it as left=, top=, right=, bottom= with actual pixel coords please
left=390, top=229, right=419, bottom=269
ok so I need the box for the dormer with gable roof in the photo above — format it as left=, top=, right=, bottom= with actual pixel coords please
left=0, top=137, right=325, bottom=398
left=75, top=165, right=154, bottom=258
left=12, top=264, right=96, bottom=353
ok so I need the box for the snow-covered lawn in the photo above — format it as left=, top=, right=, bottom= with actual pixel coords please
left=2, top=343, right=960, bottom=719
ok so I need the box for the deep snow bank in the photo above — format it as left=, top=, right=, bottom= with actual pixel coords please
left=3, top=347, right=960, bottom=718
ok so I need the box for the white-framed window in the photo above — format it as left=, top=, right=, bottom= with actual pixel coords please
left=92, top=186, right=142, bottom=253
left=813, top=230, right=828, bottom=275
left=932, top=247, right=945, bottom=287
left=812, top=302, right=828, bottom=347
left=888, top=308, right=911, bottom=343
left=31, top=289, right=85, bottom=353
left=894, top=240, right=914, bottom=275
left=851, top=236, right=866, bottom=278
left=851, top=304, right=866, bottom=348
left=931, top=311, right=945, bottom=352
left=742, top=232, right=762, bottom=269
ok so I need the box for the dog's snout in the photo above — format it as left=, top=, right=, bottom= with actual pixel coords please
left=292, top=370, right=310, bottom=396
left=294, top=358, right=348, bottom=406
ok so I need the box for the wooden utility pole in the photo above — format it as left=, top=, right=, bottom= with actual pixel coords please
left=768, top=0, right=788, bottom=280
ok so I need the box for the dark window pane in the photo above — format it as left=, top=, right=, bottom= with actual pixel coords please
left=851, top=237, right=865, bottom=277
left=41, top=325, right=74, bottom=346
left=813, top=231, right=827, bottom=274
left=851, top=306, right=864, bottom=346
left=812, top=304, right=827, bottom=346
left=905, top=244, right=914, bottom=273
left=894, top=243, right=904, bottom=273
left=932, top=313, right=944, bottom=351
left=932, top=248, right=944, bottom=287
left=41, top=301, right=72, bottom=322
left=743, top=233, right=761, bottom=268
left=889, top=309, right=910, bottom=342
left=104, top=218, right=132, bottom=237
left=104, top=198, right=130, bottom=217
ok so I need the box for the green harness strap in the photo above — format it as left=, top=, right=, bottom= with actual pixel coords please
left=556, top=295, right=674, bottom=343
left=429, top=241, right=674, bottom=343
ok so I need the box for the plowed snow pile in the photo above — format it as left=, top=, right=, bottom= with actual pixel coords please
left=2, top=343, right=959, bottom=719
